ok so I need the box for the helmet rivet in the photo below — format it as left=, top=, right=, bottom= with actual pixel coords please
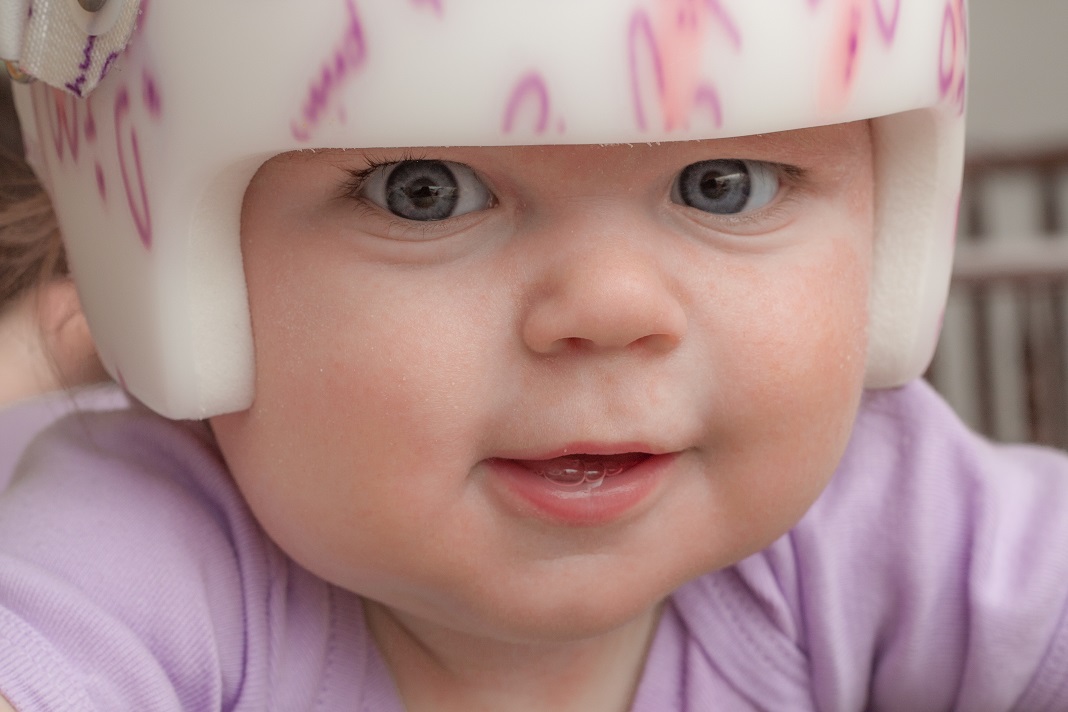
left=3, top=60, right=34, bottom=84
left=78, top=0, right=107, bottom=11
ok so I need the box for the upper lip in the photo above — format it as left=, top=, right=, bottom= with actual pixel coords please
left=492, top=442, right=672, bottom=461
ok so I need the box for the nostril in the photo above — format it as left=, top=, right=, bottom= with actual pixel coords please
left=524, top=320, right=686, bottom=356
left=542, top=332, right=679, bottom=355
left=631, top=331, right=683, bottom=353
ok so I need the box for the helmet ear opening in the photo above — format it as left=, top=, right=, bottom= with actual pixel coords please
left=185, top=157, right=265, bottom=418
left=866, top=108, right=965, bottom=388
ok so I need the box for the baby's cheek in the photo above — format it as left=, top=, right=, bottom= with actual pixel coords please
left=715, top=244, right=869, bottom=445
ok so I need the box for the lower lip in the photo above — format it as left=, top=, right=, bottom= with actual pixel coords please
left=484, top=453, right=677, bottom=527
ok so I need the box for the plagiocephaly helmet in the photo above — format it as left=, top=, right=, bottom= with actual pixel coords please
left=3, top=0, right=967, bottom=419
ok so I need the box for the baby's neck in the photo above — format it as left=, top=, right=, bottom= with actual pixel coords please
left=363, top=599, right=664, bottom=712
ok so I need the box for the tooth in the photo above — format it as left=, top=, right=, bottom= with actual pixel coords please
left=581, top=459, right=607, bottom=487
left=542, top=458, right=586, bottom=487
left=538, top=455, right=635, bottom=489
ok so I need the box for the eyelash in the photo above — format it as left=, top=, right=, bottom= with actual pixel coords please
left=337, top=155, right=810, bottom=239
left=673, top=162, right=808, bottom=234
left=338, top=151, right=473, bottom=240
left=339, top=151, right=428, bottom=202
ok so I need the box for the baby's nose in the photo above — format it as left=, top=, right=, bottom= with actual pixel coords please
left=520, top=229, right=688, bottom=355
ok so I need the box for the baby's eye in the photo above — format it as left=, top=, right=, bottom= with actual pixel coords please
left=672, top=159, right=780, bottom=215
left=360, top=159, right=493, bottom=221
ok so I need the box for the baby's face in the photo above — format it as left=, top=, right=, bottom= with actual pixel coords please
left=212, top=122, right=873, bottom=643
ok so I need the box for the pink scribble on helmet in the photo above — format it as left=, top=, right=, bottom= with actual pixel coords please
left=502, top=72, right=551, bottom=135
left=818, top=0, right=903, bottom=113
left=656, top=0, right=737, bottom=130
left=291, top=0, right=368, bottom=142
left=95, top=163, right=106, bottom=201
left=115, top=88, right=153, bottom=249
left=43, top=88, right=80, bottom=162
left=693, top=84, right=723, bottom=128
left=143, top=73, right=162, bottom=118
left=84, top=98, right=97, bottom=143
left=872, top=0, right=900, bottom=43
left=939, top=0, right=967, bottom=114
left=629, top=0, right=738, bottom=132
left=819, top=0, right=866, bottom=113
left=629, top=12, right=663, bottom=132
left=657, top=0, right=708, bottom=130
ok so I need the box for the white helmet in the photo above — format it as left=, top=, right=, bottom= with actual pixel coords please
left=4, top=0, right=967, bottom=419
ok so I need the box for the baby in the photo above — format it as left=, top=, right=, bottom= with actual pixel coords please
left=2, top=1, right=1067, bottom=711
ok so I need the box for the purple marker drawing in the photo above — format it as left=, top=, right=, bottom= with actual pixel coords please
left=64, top=35, right=97, bottom=97
left=872, top=0, right=900, bottom=43
left=938, top=0, right=967, bottom=114
left=819, top=0, right=894, bottom=111
left=115, top=88, right=153, bottom=249
left=693, top=84, right=723, bottom=128
left=95, top=163, right=107, bottom=201
left=84, top=98, right=97, bottom=143
left=502, top=72, right=550, bottom=134
left=844, top=5, right=862, bottom=84
left=702, top=0, right=742, bottom=50
left=630, top=1, right=736, bottom=133
left=143, top=73, right=162, bottom=118
left=100, top=51, right=120, bottom=82
left=628, top=11, right=664, bottom=132
left=291, top=0, right=368, bottom=141
left=41, top=89, right=80, bottom=163
left=938, top=3, right=957, bottom=96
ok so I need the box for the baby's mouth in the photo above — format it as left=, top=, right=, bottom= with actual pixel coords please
left=512, top=453, right=652, bottom=488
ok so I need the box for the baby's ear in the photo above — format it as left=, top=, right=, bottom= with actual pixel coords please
left=38, top=278, right=108, bottom=389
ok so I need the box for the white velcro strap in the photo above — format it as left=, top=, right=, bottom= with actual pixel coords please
left=0, top=0, right=31, bottom=61
left=18, top=0, right=140, bottom=97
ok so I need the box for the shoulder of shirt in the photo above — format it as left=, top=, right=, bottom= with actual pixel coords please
left=0, top=384, right=382, bottom=711
left=0, top=383, right=131, bottom=486
left=0, top=385, right=260, bottom=709
left=671, top=380, right=1068, bottom=709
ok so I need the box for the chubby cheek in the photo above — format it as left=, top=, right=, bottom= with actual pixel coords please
left=691, top=234, right=871, bottom=559
left=210, top=244, right=505, bottom=594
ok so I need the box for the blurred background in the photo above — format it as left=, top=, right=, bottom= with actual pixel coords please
left=2, top=0, right=1068, bottom=444
left=931, top=0, right=1068, bottom=447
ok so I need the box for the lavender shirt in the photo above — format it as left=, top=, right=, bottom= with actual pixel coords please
left=0, top=381, right=1066, bottom=710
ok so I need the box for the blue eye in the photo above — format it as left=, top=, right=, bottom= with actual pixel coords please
left=672, top=159, right=780, bottom=215
left=362, top=159, right=493, bottom=221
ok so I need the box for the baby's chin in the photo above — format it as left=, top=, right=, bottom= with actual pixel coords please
left=366, top=581, right=671, bottom=651
left=362, top=541, right=740, bottom=650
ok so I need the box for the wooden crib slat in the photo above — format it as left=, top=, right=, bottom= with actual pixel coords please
left=961, top=169, right=1043, bottom=442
